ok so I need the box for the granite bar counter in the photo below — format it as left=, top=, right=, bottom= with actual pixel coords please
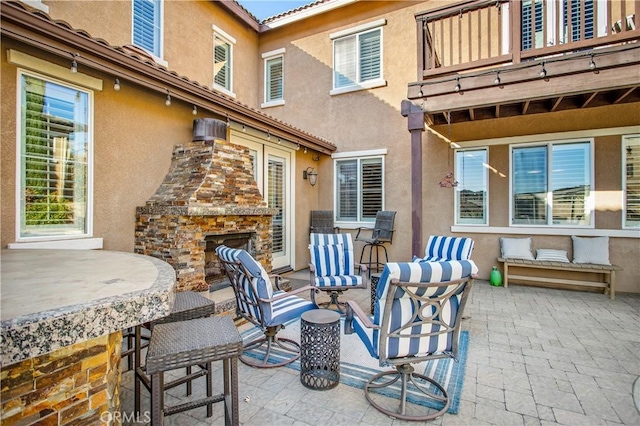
left=1, top=249, right=176, bottom=425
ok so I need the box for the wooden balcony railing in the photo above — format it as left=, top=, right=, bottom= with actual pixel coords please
left=416, top=0, right=640, bottom=80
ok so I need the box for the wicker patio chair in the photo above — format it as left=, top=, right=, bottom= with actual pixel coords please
left=310, top=210, right=339, bottom=234
left=355, top=211, right=396, bottom=274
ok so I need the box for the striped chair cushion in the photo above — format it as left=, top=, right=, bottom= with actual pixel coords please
left=309, top=244, right=344, bottom=277
left=268, top=292, right=316, bottom=327
left=314, top=274, right=363, bottom=288
left=419, top=235, right=475, bottom=262
left=215, top=245, right=273, bottom=322
left=309, top=233, right=355, bottom=274
left=353, top=260, right=477, bottom=361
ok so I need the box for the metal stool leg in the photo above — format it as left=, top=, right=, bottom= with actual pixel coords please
left=134, top=325, right=142, bottom=414
left=206, top=362, right=213, bottom=417
left=224, top=356, right=239, bottom=426
left=151, top=371, right=165, bottom=426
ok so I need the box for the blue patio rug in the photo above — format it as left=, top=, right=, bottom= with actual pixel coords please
left=240, top=317, right=469, bottom=414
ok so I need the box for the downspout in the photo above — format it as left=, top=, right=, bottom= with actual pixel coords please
left=401, top=100, right=425, bottom=257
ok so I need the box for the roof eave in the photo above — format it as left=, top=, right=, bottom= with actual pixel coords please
left=1, top=2, right=335, bottom=154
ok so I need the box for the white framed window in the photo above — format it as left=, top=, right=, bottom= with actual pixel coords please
left=511, top=140, right=593, bottom=227
left=16, top=71, right=93, bottom=240
left=213, top=26, right=235, bottom=97
left=335, top=153, right=384, bottom=224
left=330, top=19, right=386, bottom=95
left=521, top=0, right=599, bottom=50
left=262, top=48, right=285, bottom=108
left=132, top=0, right=162, bottom=58
left=455, top=148, right=488, bottom=225
left=623, top=134, right=640, bottom=229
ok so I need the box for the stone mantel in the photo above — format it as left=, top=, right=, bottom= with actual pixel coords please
left=0, top=249, right=176, bottom=367
left=137, top=205, right=278, bottom=216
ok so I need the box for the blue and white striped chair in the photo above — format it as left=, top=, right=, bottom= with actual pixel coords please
left=309, top=233, right=367, bottom=313
left=414, top=235, right=475, bottom=262
left=345, top=260, right=477, bottom=421
left=216, top=245, right=317, bottom=368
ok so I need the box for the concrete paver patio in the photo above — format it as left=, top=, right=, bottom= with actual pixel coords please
left=120, top=274, right=640, bottom=425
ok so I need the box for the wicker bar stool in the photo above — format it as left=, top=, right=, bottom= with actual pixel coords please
left=134, top=291, right=216, bottom=414
left=146, top=315, right=242, bottom=425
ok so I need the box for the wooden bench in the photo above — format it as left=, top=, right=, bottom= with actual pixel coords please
left=497, top=258, right=621, bottom=299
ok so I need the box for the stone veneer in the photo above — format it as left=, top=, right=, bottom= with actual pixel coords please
left=1, top=332, right=121, bottom=425
left=135, top=138, right=277, bottom=292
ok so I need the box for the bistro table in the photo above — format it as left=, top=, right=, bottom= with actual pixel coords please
left=1, top=249, right=176, bottom=425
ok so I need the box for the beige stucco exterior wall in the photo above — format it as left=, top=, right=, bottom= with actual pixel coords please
left=0, top=39, right=222, bottom=252
left=44, top=0, right=261, bottom=106
left=2, top=1, right=638, bottom=293
left=255, top=1, right=639, bottom=293
left=258, top=1, right=425, bottom=271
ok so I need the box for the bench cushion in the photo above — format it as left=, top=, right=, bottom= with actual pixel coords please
left=536, top=249, right=569, bottom=263
left=572, top=236, right=610, bottom=265
left=500, top=237, right=534, bottom=260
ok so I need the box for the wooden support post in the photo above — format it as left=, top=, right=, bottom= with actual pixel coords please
left=401, top=100, right=425, bottom=258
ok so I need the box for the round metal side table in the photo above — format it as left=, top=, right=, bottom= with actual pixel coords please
left=370, top=273, right=381, bottom=314
left=300, top=309, right=341, bottom=390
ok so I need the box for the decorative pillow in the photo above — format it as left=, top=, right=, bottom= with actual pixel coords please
left=572, top=236, right=610, bottom=265
left=310, top=243, right=345, bottom=277
left=536, top=249, right=570, bottom=263
left=500, top=237, right=535, bottom=260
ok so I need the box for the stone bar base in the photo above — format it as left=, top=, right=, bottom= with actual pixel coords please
left=1, top=331, right=122, bottom=425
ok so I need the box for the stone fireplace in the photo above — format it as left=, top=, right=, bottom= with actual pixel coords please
left=134, top=123, right=276, bottom=293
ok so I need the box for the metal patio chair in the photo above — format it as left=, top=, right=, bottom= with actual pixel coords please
left=414, top=235, right=475, bottom=262
left=355, top=211, right=396, bottom=274
left=309, top=233, right=367, bottom=313
left=216, top=245, right=317, bottom=368
left=310, top=210, right=339, bottom=234
left=345, top=260, right=477, bottom=421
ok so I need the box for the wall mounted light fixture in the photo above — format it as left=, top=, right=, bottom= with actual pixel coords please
left=303, top=167, right=318, bottom=186
left=70, top=54, right=78, bottom=73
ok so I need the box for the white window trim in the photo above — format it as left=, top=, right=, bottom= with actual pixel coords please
left=18, top=0, right=49, bottom=13
left=623, top=134, right=640, bottom=230
left=14, top=69, right=95, bottom=245
left=454, top=147, right=489, bottom=226
left=261, top=100, right=285, bottom=108
left=450, top=225, right=638, bottom=238
left=8, top=238, right=104, bottom=250
left=212, top=25, right=236, bottom=98
left=8, top=51, right=104, bottom=91
left=458, top=126, right=640, bottom=148
left=261, top=48, right=286, bottom=58
left=330, top=78, right=387, bottom=96
left=509, top=138, right=595, bottom=229
left=131, top=0, right=166, bottom=65
left=331, top=19, right=386, bottom=95
left=329, top=18, right=387, bottom=40
left=261, top=48, right=285, bottom=108
left=332, top=148, right=387, bottom=159
left=333, top=150, right=387, bottom=228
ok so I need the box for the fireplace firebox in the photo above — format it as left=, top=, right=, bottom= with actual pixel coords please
left=205, top=232, right=254, bottom=291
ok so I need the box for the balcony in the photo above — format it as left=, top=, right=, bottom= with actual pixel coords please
left=409, top=0, right=640, bottom=125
